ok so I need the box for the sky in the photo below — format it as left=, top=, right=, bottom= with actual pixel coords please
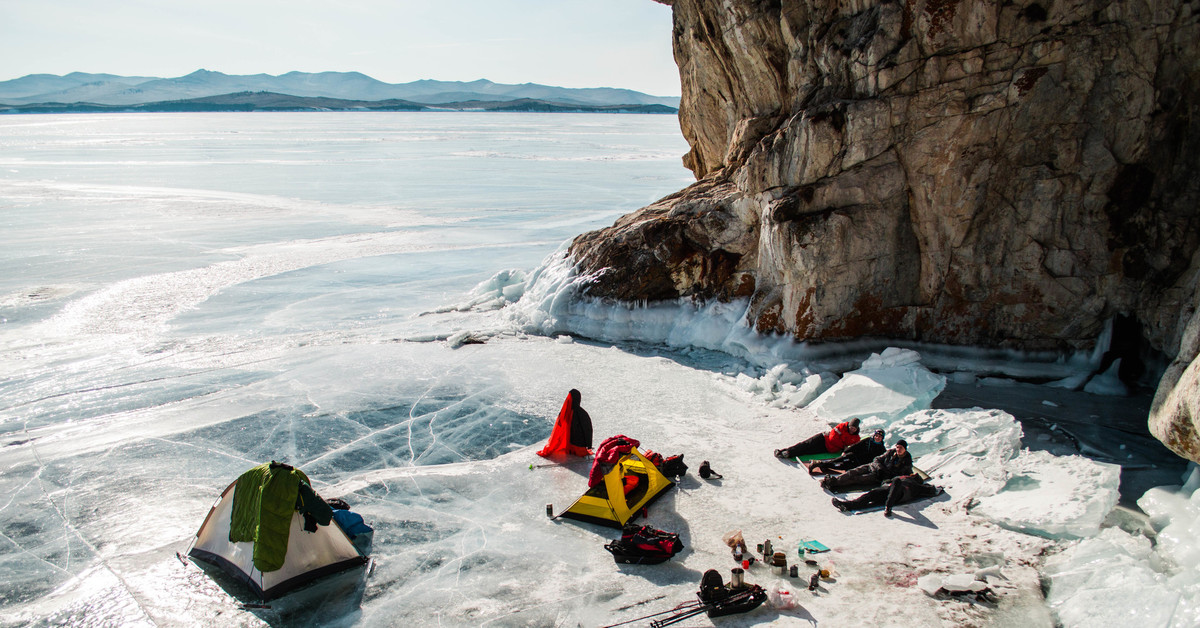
left=0, top=0, right=681, bottom=96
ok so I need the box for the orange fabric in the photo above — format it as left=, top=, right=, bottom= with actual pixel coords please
left=537, top=394, right=591, bottom=458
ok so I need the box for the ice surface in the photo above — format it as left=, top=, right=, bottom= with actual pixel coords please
left=805, top=348, right=946, bottom=422
left=726, top=364, right=837, bottom=409
left=971, top=450, right=1121, bottom=539
left=887, top=408, right=1023, bottom=496
left=779, top=350, right=1116, bottom=541
left=0, top=113, right=1184, bottom=627
left=1042, top=465, right=1200, bottom=627
left=1044, top=528, right=1198, bottom=628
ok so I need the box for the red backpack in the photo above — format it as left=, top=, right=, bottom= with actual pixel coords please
left=604, top=524, right=684, bottom=564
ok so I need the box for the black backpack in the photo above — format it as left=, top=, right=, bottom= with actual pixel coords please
left=698, top=569, right=727, bottom=602
left=660, top=454, right=688, bottom=478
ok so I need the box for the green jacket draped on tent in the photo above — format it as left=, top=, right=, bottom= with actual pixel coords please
left=229, top=461, right=332, bottom=572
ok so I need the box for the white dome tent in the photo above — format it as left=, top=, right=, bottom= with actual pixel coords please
left=187, top=464, right=369, bottom=600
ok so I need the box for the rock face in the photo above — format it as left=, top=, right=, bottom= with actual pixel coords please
left=573, top=0, right=1200, bottom=460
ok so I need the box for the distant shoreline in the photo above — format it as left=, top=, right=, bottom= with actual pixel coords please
left=0, top=91, right=678, bottom=115
left=0, top=71, right=681, bottom=114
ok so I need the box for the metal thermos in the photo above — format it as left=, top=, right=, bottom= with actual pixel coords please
left=731, top=567, right=745, bottom=588
left=763, top=540, right=772, bottom=558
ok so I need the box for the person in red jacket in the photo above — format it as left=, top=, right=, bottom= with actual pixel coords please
left=774, top=417, right=861, bottom=459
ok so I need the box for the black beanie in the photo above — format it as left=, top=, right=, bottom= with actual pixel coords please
left=896, top=439, right=908, bottom=449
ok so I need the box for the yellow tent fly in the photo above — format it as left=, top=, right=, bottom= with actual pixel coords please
left=557, top=447, right=675, bottom=528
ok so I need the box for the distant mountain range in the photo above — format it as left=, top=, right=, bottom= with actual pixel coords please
left=0, top=70, right=680, bottom=114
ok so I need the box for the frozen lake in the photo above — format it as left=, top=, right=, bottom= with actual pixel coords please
left=0, top=113, right=1194, bottom=627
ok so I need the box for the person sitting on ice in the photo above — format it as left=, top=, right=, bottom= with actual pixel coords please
left=831, top=473, right=943, bottom=516
left=806, top=428, right=886, bottom=475
left=820, top=439, right=912, bottom=491
left=536, top=389, right=594, bottom=458
left=774, top=417, right=861, bottom=459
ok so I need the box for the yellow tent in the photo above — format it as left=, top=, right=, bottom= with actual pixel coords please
left=557, top=447, right=675, bottom=528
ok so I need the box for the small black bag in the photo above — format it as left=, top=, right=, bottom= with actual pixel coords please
left=660, top=454, right=688, bottom=478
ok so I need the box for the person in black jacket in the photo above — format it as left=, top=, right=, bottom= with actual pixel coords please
left=567, top=389, right=593, bottom=451
left=806, top=429, right=886, bottom=475
left=820, top=440, right=912, bottom=491
left=831, top=473, right=942, bottom=516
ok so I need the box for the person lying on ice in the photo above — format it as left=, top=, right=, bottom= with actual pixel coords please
left=830, top=473, right=942, bottom=516
left=820, top=440, right=912, bottom=491
left=774, top=417, right=860, bottom=459
left=806, top=429, right=886, bottom=475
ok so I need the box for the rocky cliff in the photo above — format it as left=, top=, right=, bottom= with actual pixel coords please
left=570, top=0, right=1200, bottom=461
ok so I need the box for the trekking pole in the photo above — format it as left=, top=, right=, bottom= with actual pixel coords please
left=650, top=604, right=711, bottom=627
left=599, top=600, right=702, bottom=628
left=650, top=587, right=759, bottom=627
left=528, top=457, right=593, bottom=470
